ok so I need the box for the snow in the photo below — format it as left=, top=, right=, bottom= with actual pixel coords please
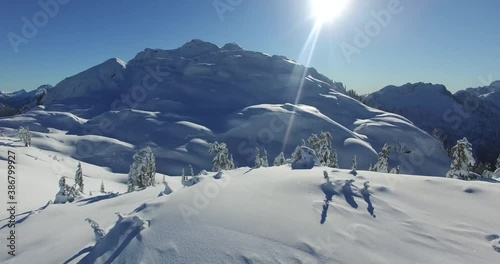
left=0, top=140, right=499, bottom=263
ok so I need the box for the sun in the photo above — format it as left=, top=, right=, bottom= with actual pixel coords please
left=311, top=0, right=350, bottom=24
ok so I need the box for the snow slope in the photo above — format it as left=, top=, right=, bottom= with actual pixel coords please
left=364, top=82, right=500, bottom=164
left=0, top=40, right=450, bottom=176
left=0, top=140, right=498, bottom=264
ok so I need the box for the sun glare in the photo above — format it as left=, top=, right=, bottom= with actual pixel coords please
left=311, top=0, right=349, bottom=24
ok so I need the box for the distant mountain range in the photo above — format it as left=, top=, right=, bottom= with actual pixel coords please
left=0, top=39, right=450, bottom=176
left=364, top=82, right=500, bottom=165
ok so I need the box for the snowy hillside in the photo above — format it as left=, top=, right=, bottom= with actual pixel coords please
left=0, top=139, right=499, bottom=264
left=0, top=40, right=450, bottom=176
left=364, top=82, right=500, bottom=164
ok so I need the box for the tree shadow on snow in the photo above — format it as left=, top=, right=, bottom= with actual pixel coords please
left=76, top=218, right=143, bottom=264
left=342, top=180, right=358, bottom=209
left=320, top=183, right=338, bottom=224
left=361, top=189, right=376, bottom=218
left=0, top=201, right=51, bottom=230
left=77, top=193, right=120, bottom=206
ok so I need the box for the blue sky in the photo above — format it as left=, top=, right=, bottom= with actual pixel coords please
left=1, top=0, right=499, bottom=93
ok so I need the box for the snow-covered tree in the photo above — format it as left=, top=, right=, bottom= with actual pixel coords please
left=100, top=181, right=105, bottom=193
left=189, top=164, right=195, bottom=177
left=291, top=145, right=303, bottom=163
left=74, top=162, right=84, bottom=193
left=363, top=181, right=370, bottom=190
left=59, top=176, right=66, bottom=194
left=254, top=147, right=261, bottom=168
left=143, top=147, right=156, bottom=187
left=446, top=138, right=476, bottom=180
left=230, top=155, right=235, bottom=169
left=17, top=126, right=31, bottom=147
left=352, top=155, right=357, bottom=171
left=496, top=154, right=500, bottom=170
left=307, top=134, right=321, bottom=155
left=323, top=170, right=330, bottom=184
left=127, top=147, right=156, bottom=191
left=368, top=163, right=373, bottom=171
left=396, top=165, right=400, bottom=174
left=331, top=152, right=339, bottom=168
left=181, top=168, right=187, bottom=181
left=85, top=218, right=106, bottom=243
left=273, top=152, right=286, bottom=166
left=261, top=149, right=269, bottom=167
left=373, top=144, right=391, bottom=173
left=208, top=142, right=232, bottom=171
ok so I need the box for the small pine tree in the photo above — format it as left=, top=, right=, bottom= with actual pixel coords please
left=181, top=168, right=186, bottom=181
left=208, top=142, right=232, bottom=171
left=189, top=164, right=195, bottom=178
left=291, top=145, right=303, bottom=163
left=396, top=165, right=400, bottom=174
left=373, top=144, right=390, bottom=173
left=352, top=155, right=357, bottom=171
left=254, top=147, right=261, bottom=168
left=100, top=181, right=105, bottom=193
left=446, top=138, right=476, bottom=180
left=323, top=170, right=330, bottom=184
left=162, top=175, right=166, bottom=185
left=273, top=152, right=286, bottom=166
left=331, top=152, right=339, bottom=168
left=261, top=149, right=269, bottom=167
left=74, top=162, right=84, bottom=193
left=17, top=126, right=31, bottom=147
left=230, top=155, right=235, bottom=169
left=59, top=176, right=66, bottom=194
left=496, top=154, right=500, bottom=170
left=368, top=163, right=373, bottom=171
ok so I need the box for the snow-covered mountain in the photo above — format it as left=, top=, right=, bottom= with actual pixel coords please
left=0, top=85, right=51, bottom=116
left=0, top=40, right=450, bottom=176
left=364, top=82, right=500, bottom=165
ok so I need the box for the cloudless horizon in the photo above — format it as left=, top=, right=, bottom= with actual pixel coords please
left=1, top=0, right=499, bottom=93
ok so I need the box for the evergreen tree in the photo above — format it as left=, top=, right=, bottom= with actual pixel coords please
left=261, top=149, right=269, bottom=167
left=143, top=147, right=156, bottom=187
left=291, top=145, right=303, bottom=163
left=100, top=181, right=105, bottom=193
left=128, top=147, right=156, bottom=191
left=396, top=165, right=400, bottom=174
left=273, top=152, right=286, bottom=166
left=74, top=162, right=84, bottom=193
left=331, top=152, right=339, bottom=168
left=17, top=126, right=31, bottom=147
left=373, top=144, right=391, bottom=173
left=323, top=170, right=330, bottom=184
left=162, top=175, right=166, bottom=185
left=59, top=176, right=66, bottom=194
left=307, top=134, right=321, bottom=156
left=208, top=142, right=232, bottom=171
left=254, top=147, right=261, bottom=168
left=230, top=155, right=235, bottom=169
left=446, top=138, right=476, bottom=180
left=352, top=155, right=357, bottom=171
left=181, top=168, right=186, bottom=181
left=319, top=132, right=334, bottom=167
left=189, top=164, right=195, bottom=178
left=368, top=163, right=373, bottom=171
left=496, top=154, right=500, bottom=170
